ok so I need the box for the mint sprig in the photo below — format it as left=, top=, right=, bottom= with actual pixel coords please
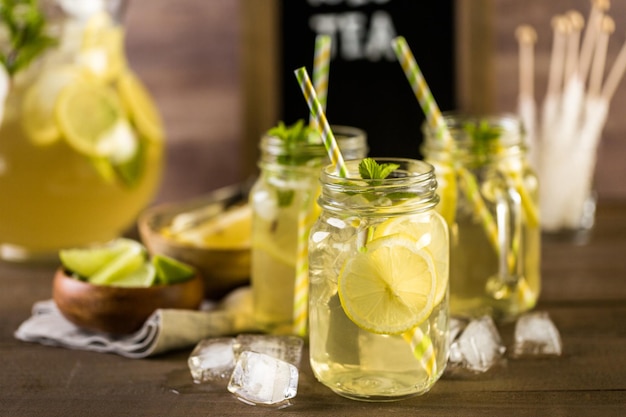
left=463, top=119, right=503, bottom=166
left=0, top=0, right=57, bottom=76
left=358, top=158, right=400, bottom=181
left=267, top=119, right=320, bottom=207
left=268, top=119, right=320, bottom=167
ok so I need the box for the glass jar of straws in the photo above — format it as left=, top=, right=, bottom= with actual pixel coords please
left=422, top=113, right=541, bottom=321
left=250, top=124, right=367, bottom=335
left=308, top=157, right=449, bottom=401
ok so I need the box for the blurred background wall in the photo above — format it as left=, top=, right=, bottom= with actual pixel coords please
left=124, top=0, right=626, bottom=204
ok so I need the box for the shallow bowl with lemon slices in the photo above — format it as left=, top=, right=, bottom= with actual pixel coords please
left=53, top=239, right=204, bottom=335
left=138, top=183, right=251, bottom=300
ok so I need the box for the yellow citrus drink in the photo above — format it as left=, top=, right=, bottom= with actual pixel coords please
left=250, top=125, right=367, bottom=334
left=0, top=4, right=164, bottom=261
left=423, top=114, right=540, bottom=320
left=308, top=158, right=449, bottom=401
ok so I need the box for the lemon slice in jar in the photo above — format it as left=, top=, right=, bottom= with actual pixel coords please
left=373, top=214, right=449, bottom=305
left=55, top=80, right=129, bottom=158
left=338, top=233, right=437, bottom=335
left=117, top=70, right=164, bottom=142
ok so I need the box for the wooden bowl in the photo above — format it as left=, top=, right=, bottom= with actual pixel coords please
left=138, top=183, right=251, bottom=300
left=53, top=268, right=204, bottom=335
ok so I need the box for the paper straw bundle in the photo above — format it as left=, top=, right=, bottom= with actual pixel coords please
left=517, top=0, right=626, bottom=232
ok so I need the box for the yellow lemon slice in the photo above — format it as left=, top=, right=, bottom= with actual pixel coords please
left=55, top=80, right=124, bottom=157
left=21, top=67, right=83, bottom=146
left=171, top=204, right=252, bottom=249
left=373, top=214, right=449, bottom=305
left=338, top=234, right=437, bottom=335
left=117, top=70, right=164, bottom=142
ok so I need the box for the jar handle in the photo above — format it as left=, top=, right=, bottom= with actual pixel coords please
left=486, top=174, right=523, bottom=298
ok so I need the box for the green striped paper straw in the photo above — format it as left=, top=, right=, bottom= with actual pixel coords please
left=312, top=34, right=331, bottom=114
left=293, top=65, right=344, bottom=336
left=391, top=36, right=500, bottom=255
left=292, top=187, right=320, bottom=336
left=392, top=36, right=453, bottom=151
left=294, top=67, right=347, bottom=177
left=402, top=328, right=437, bottom=378
left=293, top=35, right=332, bottom=336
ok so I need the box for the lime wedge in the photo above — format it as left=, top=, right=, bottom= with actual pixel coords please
left=108, top=262, right=156, bottom=287
left=89, top=241, right=147, bottom=285
left=152, top=254, right=196, bottom=285
left=59, top=238, right=140, bottom=278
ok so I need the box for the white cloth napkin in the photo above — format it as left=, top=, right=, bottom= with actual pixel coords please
left=14, top=287, right=255, bottom=358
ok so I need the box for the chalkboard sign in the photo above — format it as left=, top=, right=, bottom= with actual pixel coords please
left=279, top=0, right=456, bottom=159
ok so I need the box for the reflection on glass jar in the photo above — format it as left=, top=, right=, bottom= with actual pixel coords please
left=0, top=0, right=164, bottom=261
left=422, top=113, right=540, bottom=321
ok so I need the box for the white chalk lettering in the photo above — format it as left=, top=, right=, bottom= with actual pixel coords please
left=309, top=10, right=397, bottom=62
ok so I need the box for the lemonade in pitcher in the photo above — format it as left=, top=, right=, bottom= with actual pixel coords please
left=250, top=123, right=367, bottom=334
left=308, top=158, right=449, bottom=401
left=0, top=0, right=164, bottom=261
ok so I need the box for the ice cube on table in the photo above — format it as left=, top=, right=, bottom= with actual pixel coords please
left=512, top=311, right=563, bottom=357
left=228, top=351, right=299, bottom=407
left=234, top=334, right=303, bottom=366
left=188, top=338, right=236, bottom=383
left=449, top=316, right=505, bottom=373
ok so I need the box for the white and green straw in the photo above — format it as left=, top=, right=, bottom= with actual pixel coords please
left=391, top=36, right=500, bottom=255
left=311, top=34, right=331, bottom=122
left=293, top=35, right=332, bottom=336
left=292, top=64, right=342, bottom=336
left=294, top=67, right=347, bottom=177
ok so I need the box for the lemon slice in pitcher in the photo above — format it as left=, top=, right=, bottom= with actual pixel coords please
left=117, top=70, right=164, bottom=142
left=22, top=67, right=82, bottom=146
left=338, top=234, right=437, bottom=335
left=55, top=81, right=125, bottom=157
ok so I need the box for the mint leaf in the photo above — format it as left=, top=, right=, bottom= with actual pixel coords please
left=0, top=0, right=58, bottom=76
left=358, top=158, right=400, bottom=180
left=268, top=119, right=320, bottom=167
left=463, top=119, right=503, bottom=166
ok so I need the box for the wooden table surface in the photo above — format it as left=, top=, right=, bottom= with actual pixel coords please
left=1, top=201, right=625, bottom=416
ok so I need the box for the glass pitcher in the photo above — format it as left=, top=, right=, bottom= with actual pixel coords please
left=0, top=0, right=164, bottom=261
left=422, top=113, right=540, bottom=321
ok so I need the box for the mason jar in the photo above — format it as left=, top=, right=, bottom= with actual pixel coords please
left=422, top=113, right=540, bottom=321
left=308, top=158, right=449, bottom=401
left=250, top=125, right=367, bottom=335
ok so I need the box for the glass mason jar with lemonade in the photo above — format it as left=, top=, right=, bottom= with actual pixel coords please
left=308, top=157, right=449, bottom=401
left=249, top=123, right=367, bottom=335
left=422, top=113, right=540, bottom=321
left=0, top=0, right=164, bottom=261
